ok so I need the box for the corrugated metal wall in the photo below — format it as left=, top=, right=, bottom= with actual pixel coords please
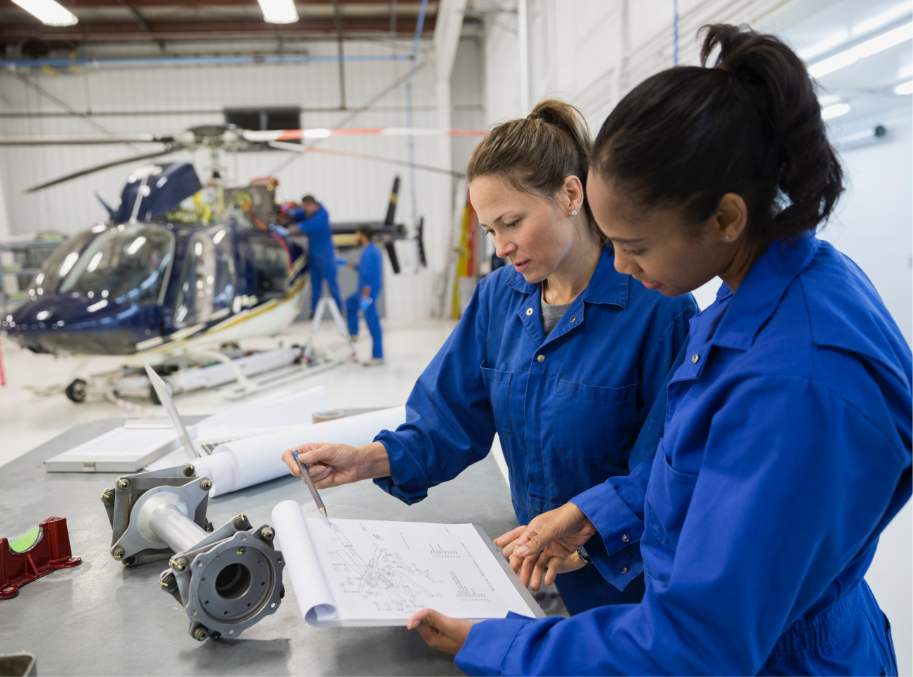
left=0, top=37, right=485, bottom=319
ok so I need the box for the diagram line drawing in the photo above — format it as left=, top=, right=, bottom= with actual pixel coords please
left=323, top=520, right=453, bottom=612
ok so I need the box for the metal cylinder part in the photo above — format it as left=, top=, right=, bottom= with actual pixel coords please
left=137, top=492, right=208, bottom=554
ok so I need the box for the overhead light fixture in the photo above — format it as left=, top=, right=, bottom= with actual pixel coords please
left=822, top=103, right=851, bottom=120
left=808, top=21, right=913, bottom=79
left=256, top=0, right=298, bottom=24
left=11, top=0, right=77, bottom=26
left=895, top=80, right=913, bottom=94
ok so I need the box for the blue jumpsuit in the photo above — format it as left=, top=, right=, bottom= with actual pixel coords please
left=346, top=240, right=384, bottom=359
left=455, top=235, right=912, bottom=676
left=374, top=247, right=697, bottom=614
left=290, top=205, right=342, bottom=314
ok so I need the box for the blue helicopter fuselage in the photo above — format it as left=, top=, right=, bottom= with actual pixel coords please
left=2, top=220, right=307, bottom=356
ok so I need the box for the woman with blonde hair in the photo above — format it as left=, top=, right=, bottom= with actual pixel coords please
left=282, top=99, right=697, bottom=615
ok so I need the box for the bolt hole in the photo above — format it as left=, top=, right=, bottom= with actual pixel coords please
left=205, top=600, right=209, bottom=605
left=277, top=557, right=282, bottom=563
left=197, top=562, right=202, bottom=567
left=247, top=603, right=251, bottom=607
left=202, top=577, right=206, bottom=582
left=224, top=611, right=228, bottom=615
left=229, top=630, right=234, bottom=635
left=271, top=603, right=276, bottom=609
left=258, top=559, right=262, bottom=564
left=192, top=609, right=197, bottom=615
left=242, top=535, right=247, bottom=541
left=261, top=582, right=265, bottom=586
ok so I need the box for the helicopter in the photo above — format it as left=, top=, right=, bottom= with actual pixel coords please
left=0, top=123, right=481, bottom=402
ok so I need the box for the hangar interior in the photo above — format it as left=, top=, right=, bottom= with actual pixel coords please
left=0, top=0, right=910, bottom=674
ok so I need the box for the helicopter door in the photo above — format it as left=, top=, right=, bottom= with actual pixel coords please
left=248, top=234, right=289, bottom=300
left=173, top=225, right=236, bottom=329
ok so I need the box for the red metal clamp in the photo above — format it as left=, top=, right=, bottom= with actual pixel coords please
left=0, top=517, right=82, bottom=599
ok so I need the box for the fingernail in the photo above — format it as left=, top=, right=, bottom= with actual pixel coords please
left=515, top=547, right=527, bottom=556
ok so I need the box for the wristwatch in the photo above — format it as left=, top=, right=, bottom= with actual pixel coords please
left=576, top=546, right=592, bottom=566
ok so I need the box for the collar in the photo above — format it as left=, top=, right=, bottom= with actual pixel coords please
left=711, top=233, right=819, bottom=351
left=505, top=245, right=629, bottom=308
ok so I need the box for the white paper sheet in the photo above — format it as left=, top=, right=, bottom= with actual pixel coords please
left=271, top=500, right=535, bottom=627
left=198, top=406, right=406, bottom=497
left=55, top=426, right=177, bottom=458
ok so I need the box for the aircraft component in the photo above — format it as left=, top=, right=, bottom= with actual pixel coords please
left=0, top=517, right=82, bottom=599
left=102, top=465, right=284, bottom=640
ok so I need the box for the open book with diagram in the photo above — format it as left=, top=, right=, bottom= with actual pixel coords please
left=271, top=501, right=546, bottom=627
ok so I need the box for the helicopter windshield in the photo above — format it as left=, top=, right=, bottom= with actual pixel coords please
left=54, top=224, right=174, bottom=304
left=27, top=229, right=96, bottom=299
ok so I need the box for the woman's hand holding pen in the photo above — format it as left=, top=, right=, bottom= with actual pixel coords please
left=495, top=502, right=597, bottom=589
left=280, top=442, right=391, bottom=489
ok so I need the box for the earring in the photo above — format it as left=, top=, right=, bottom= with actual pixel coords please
left=571, top=210, right=578, bottom=216
left=725, top=235, right=731, bottom=240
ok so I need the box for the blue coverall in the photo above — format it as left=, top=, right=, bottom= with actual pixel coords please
left=290, top=205, right=342, bottom=314
left=374, top=246, right=698, bottom=614
left=456, top=235, right=912, bottom=676
left=346, top=240, right=384, bottom=360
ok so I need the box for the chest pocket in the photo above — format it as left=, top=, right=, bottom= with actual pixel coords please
left=481, top=365, right=512, bottom=438
left=553, top=380, right=638, bottom=463
left=644, top=443, right=698, bottom=555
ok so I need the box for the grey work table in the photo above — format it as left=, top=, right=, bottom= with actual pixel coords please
left=0, top=417, right=567, bottom=675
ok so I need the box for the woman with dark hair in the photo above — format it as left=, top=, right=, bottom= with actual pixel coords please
left=281, top=99, right=697, bottom=615
left=407, top=25, right=911, bottom=675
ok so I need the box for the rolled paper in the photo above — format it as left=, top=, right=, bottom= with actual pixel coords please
left=195, top=405, right=406, bottom=497
left=312, top=410, right=346, bottom=424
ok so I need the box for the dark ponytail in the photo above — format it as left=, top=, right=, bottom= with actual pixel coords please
left=593, top=24, right=844, bottom=244
left=467, top=99, right=605, bottom=243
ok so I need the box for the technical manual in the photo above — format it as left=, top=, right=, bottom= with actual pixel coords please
left=271, top=500, right=542, bottom=627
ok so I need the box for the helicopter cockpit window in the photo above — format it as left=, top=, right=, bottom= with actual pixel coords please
left=28, top=229, right=95, bottom=298
left=249, top=236, right=289, bottom=300
left=56, top=225, right=174, bottom=304
left=174, top=227, right=236, bottom=329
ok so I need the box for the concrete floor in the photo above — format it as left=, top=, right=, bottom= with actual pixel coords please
left=0, top=319, right=458, bottom=468
left=0, top=318, right=909, bottom=673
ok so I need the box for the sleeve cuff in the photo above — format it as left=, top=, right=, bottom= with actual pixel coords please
left=572, top=481, right=645, bottom=557
left=455, top=615, right=544, bottom=676
left=371, top=432, right=429, bottom=505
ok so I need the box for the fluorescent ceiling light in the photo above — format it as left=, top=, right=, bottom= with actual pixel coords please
left=822, top=103, right=851, bottom=120
left=11, top=0, right=77, bottom=26
left=800, top=31, right=848, bottom=62
left=257, top=0, right=298, bottom=24
left=895, top=80, right=913, bottom=94
left=853, top=21, right=913, bottom=57
left=810, top=50, right=859, bottom=78
left=808, top=21, right=913, bottom=78
left=853, top=2, right=913, bottom=38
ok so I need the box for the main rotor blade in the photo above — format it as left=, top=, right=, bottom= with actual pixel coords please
left=24, top=146, right=179, bottom=193
left=268, top=141, right=464, bottom=178
left=246, top=127, right=485, bottom=143
left=0, top=134, right=167, bottom=146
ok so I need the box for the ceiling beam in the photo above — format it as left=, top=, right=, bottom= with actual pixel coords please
left=0, top=20, right=438, bottom=42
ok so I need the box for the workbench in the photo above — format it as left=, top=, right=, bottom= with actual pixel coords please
left=0, top=417, right=567, bottom=675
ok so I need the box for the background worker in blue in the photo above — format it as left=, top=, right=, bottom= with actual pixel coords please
left=282, top=99, right=697, bottom=615
left=287, top=195, right=342, bottom=315
left=344, top=226, right=384, bottom=366
left=406, top=25, right=912, bottom=676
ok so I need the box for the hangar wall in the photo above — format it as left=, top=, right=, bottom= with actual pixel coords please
left=480, top=0, right=911, bottom=341
left=0, top=36, right=485, bottom=320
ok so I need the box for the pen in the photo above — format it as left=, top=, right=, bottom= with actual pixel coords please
left=293, top=451, right=328, bottom=519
